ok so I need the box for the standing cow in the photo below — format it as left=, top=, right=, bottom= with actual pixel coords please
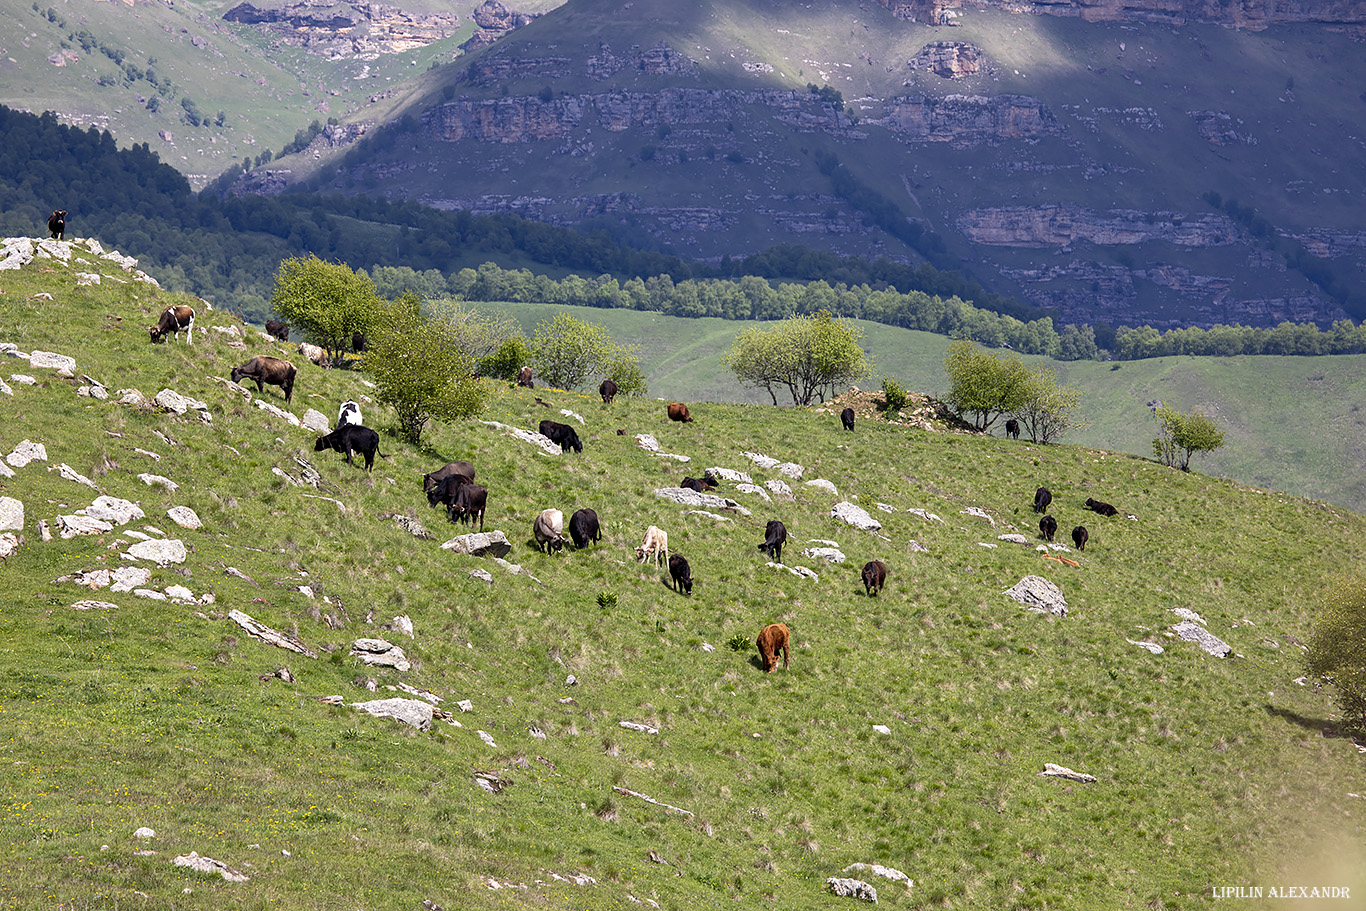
left=1039, top=514, right=1058, bottom=542
left=1005, top=419, right=1021, bottom=440
left=599, top=379, right=618, bottom=404
left=1072, top=525, right=1089, bottom=551
left=230, top=355, right=296, bottom=402
left=667, top=402, right=693, bottom=423
left=265, top=320, right=289, bottom=341
left=1033, top=487, right=1052, bottom=514
left=337, top=400, right=362, bottom=429
left=756, top=623, right=790, bottom=673
left=862, top=560, right=887, bottom=596
left=517, top=366, right=534, bottom=388
left=668, top=553, right=693, bottom=595
left=539, top=420, right=583, bottom=453
left=47, top=210, right=67, bottom=240
left=569, top=508, right=601, bottom=548
left=757, top=520, right=787, bottom=563
left=149, top=305, right=195, bottom=344
left=533, top=508, right=566, bottom=553
left=840, top=407, right=855, bottom=432
left=314, top=425, right=381, bottom=471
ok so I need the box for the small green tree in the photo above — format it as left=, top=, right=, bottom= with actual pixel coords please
left=479, top=336, right=532, bottom=381
left=880, top=375, right=909, bottom=413
left=1012, top=366, right=1087, bottom=444
left=362, top=294, right=486, bottom=445
left=1306, top=577, right=1366, bottom=736
left=723, top=310, right=869, bottom=406
left=529, top=313, right=642, bottom=392
left=943, top=339, right=1029, bottom=432
left=270, top=255, right=382, bottom=365
left=602, top=346, right=648, bottom=397
left=1152, top=404, right=1226, bottom=471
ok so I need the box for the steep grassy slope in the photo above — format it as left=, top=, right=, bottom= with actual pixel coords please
left=1, top=242, right=1364, bottom=910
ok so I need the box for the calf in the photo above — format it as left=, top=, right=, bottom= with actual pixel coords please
left=862, top=559, right=887, bottom=596
left=423, top=460, right=476, bottom=498
left=314, top=424, right=381, bottom=471
left=681, top=476, right=716, bottom=493
left=1005, top=419, right=1021, bottom=440
left=757, top=519, right=787, bottom=563
left=1033, top=486, right=1052, bottom=514
left=517, top=366, right=534, bottom=388
left=1086, top=497, right=1119, bottom=517
left=48, top=210, right=67, bottom=240
left=569, top=508, right=601, bottom=549
left=840, top=407, right=855, bottom=432
left=1039, top=514, right=1058, bottom=542
left=599, top=379, right=618, bottom=404
left=149, top=305, right=195, bottom=344
left=299, top=342, right=330, bottom=368
left=265, top=319, right=289, bottom=342
left=636, top=525, right=668, bottom=567
left=230, top=355, right=296, bottom=402
left=533, top=508, right=565, bottom=553
left=668, top=553, right=693, bottom=595
left=1072, top=525, right=1089, bottom=551
left=337, top=400, right=362, bottom=429
left=539, top=420, right=583, bottom=454
left=756, top=623, right=790, bottom=673
left=450, top=482, right=488, bottom=529
left=667, top=402, right=693, bottom=423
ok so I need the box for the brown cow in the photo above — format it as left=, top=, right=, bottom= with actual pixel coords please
left=667, top=402, right=693, bottom=423
left=756, top=623, right=790, bottom=673
left=861, top=560, right=887, bottom=596
left=230, top=355, right=296, bottom=402
left=599, top=379, right=618, bottom=404
left=517, top=366, right=534, bottom=388
left=264, top=319, right=289, bottom=341
left=423, top=461, right=476, bottom=498
left=149, top=305, right=195, bottom=344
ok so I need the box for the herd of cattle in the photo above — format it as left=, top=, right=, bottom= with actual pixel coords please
left=146, top=304, right=1126, bottom=673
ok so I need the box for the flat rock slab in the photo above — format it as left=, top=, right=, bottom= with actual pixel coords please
left=71, top=600, right=120, bottom=611
left=653, top=488, right=752, bottom=516
left=0, top=497, right=22, bottom=531
left=1039, top=762, right=1097, bottom=782
left=440, top=530, right=512, bottom=558
left=907, top=508, right=945, bottom=524
left=7, top=440, right=48, bottom=468
left=776, top=462, right=804, bottom=479
left=166, top=506, right=201, bottom=529
left=734, top=483, right=770, bottom=501
left=351, top=638, right=411, bottom=672
left=767, top=561, right=818, bottom=580
left=961, top=506, right=996, bottom=526
left=802, top=547, right=846, bottom=564
left=843, top=863, right=913, bottom=892
left=831, top=501, right=882, bottom=531
left=1171, top=619, right=1232, bottom=657
left=154, top=389, right=209, bottom=416
left=30, top=350, right=76, bottom=372
left=125, top=538, right=187, bottom=565
left=765, top=479, right=795, bottom=501
left=706, top=466, right=753, bottom=484
left=352, top=697, right=433, bottom=731
left=55, top=463, right=98, bottom=489
left=256, top=400, right=301, bottom=426
left=172, top=852, right=249, bottom=883
left=998, top=533, right=1030, bottom=545
left=139, top=473, right=179, bottom=491
left=57, top=514, right=114, bottom=538
left=229, top=609, right=318, bottom=658
left=1004, top=576, right=1068, bottom=617
left=480, top=420, right=561, bottom=456
left=301, top=409, right=330, bottom=432
left=742, top=451, right=779, bottom=469
left=83, top=496, right=145, bottom=525
left=805, top=478, right=838, bottom=495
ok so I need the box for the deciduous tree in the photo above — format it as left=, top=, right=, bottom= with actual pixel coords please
left=723, top=310, right=869, bottom=406
left=1306, top=576, right=1366, bottom=735
left=1012, top=366, right=1087, bottom=444
left=943, top=339, right=1029, bottom=432
left=529, top=313, right=645, bottom=393
left=270, top=255, right=382, bottom=364
left=1152, top=403, right=1225, bottom=471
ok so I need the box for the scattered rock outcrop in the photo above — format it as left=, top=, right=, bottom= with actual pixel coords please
left=831, top=502, right=882, bottom=531
left=1004, top=576, right=1068, bottom=616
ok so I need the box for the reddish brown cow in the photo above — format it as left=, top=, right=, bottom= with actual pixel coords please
left=149, top=305, right=195, bottom=344
left=667, top=402, right=693, bottom=423
left=861, top=560, right=887, bottom=596
left=230, top=355, right=296, bottom=402
left=756, top=623, right=790, bottom=673
left=517, top=366, right=534, bottom=388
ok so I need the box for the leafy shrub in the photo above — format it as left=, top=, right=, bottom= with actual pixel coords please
left=1306, top=576, right=1366, bottom=735
left=881, top=375, right=908, bottom=413
left=478, top=336, right=531, bottom=381
left=726, top=633, right=751, bottom=652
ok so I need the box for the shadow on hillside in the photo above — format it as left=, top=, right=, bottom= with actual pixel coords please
left=1263, top=704, right=1365, bottom=745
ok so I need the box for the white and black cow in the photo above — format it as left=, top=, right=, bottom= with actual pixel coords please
left=337, top=400, right=362, bottom=429
left=149, top=305, right=194, bottom=344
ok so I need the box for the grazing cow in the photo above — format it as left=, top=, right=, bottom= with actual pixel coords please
left=569, top=508, right=601, bottom=549
left=314, top=424, right=380, bottom=471
left=599, top=379, right=618, bottom=404
left=337, top=400, right=362, bottom=429
left=298, top=342, right=330, bottom=368
left=636, top=525, right=668, bottom=567
left=426, top=473, right=472, bottom=516
left=449, top=482, right=488, bottom=529
left=757, top=519, right=787, bottom=563
left=539, top=420, right=583, bottom=453
left=1039, top=514, right=1058, bottom=542
left=48, top=210, right=67, bottom=240
left=149, top=305, right=195, bottom=344
left=667, top=402, right=693, bottom=423
left=265, top=319, right=289, bottom=342
left=517, top=366, right=534, bottom=388
left=1086, top=497, right=1119, bottom=517
left=862, top=559, right=887, bottom=597
left=840, top=407, right=855, bottom=432
left=1072, top=525, right=1089, bottom=551
left=681, top=476, right=717, bottom=493
left=230, top=355, right=296, bottom=402
left=1005, top=419, right=1021, bottom=440
left=668, top=553, right=693, bottom=595
left=423, top=461, right=476, bottom=498
left=1033, top=486, right=1052, bottom=514
left=352, top=332, right=367, bottom=353
left=533, top=508, right=566, bottom=553
left=756, top=623, right=790, bottom=673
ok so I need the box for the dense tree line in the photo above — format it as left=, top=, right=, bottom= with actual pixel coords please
left=3, top=103, right=1365, bottom=362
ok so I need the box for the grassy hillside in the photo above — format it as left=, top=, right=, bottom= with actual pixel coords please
left=1, top=244, right=1365, bottom=910
left=485, top=302, right=1366, bottom=516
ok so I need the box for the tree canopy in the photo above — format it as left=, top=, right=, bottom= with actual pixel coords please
left=1012, top=366, right=1087, bottom=444
left=270, top=255, right=383, bottom=363
left=1152, top=404, right=1226, bottom=471
left=1306, top=576, right=1366, bottom=736
left=723, top=310, right=869, bottom=406
left=530, top=313, right=645, bottom=394
left=943, top=339, right=1030, bottom=432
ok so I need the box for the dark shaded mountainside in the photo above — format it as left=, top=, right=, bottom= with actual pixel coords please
left=245, top=0, right=1366, bottom=330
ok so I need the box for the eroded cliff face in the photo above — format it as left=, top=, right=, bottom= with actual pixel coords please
left=875, top=0, right=1366, bottom=28
left=222, top=1, right=461, bottom=57
left=957, top=205, right=1240, bottom=247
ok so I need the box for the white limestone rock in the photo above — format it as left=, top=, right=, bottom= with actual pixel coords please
left=83, top=496, right=145, bottom=525
left=301, top=409, right=331, bottom=433
left=998, top=533, right=1030, bottom=545
left=734, top=483, right=771, bottom=501
left=117, top=388, right=148, bottom=407
left=764, top=478, right=795, bottom=501
left=907, top=508, right=944, bottom=524
left=1127, top=638, right=1165, bottom=655
left=153, top=389, right=209, bottom=416
left=826, top=878, right=878, bottom=903
left=393, top=615, right=414, bottom=638
left=776, top=461, right=804, bottom=479
left=804, top=478, right=838, bottom=495
left=1171, top=620, right=1232, bottom=657
left=352, top=697, right=432, bottom=731
left=469, top=568, right=494, bottom=584
left=908, top=539, right=929, bottom=553
left=802, top=547, right=846, bottom=564
left=57, top=514, right=114, bottom=538
left=172, top=851, right=249, bottom=883
left=843, top=863, right=913, bottom=893
left=139, top=473, right=179, bottom=491
left=635, top=433, right=661, bottom=452
left=166, top=506, right=201, bottom=529
left=440, top=531, right=513, bottom=558
left=0, top=533, right=18, bottom=559
left=255, top=400, right=301, bottom=427
left=742, top=451, right=779, bottom=469
left=653, top=488, right=752, bottom=516
left=559, top=408, right=585, bottom=425
left=705, top=466, right=752, bottom=484
left=831, top=501, right=882, bottom=531
left=165, top=585, right=196, bottom=603
left=1039, top=762, right=1097, bottom=782
left=480, top=420, right=561, bottom=455
left=961, top=506, right=996, bottom=526
left=7, top=439, right=48, bottom=468
left=684, top=510, right=733, bottom=522
left=0, top=496, right=23, bottom=531
left=350, top=638, right=411, bottom=672
left=55, top=463, right=98, bottom=489
left=72, top=599, right=120, bottom=610
left=9, top=374, right=36, bottom=384
left=767, top=561, right=819, bottom=581
left=30, top=350, right=77, bottom=373
left=1004, top=576, right=1068, bottom=617
left=124, top=538, right=187, bottom=565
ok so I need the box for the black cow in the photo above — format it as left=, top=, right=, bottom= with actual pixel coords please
left=569, top=508, right=601, bottom=549
left=1072, top=525, right=1089, bottom=551
left=230, top=355, right=296, bottom=402
left=423, top=461, right=476, bottom=499
left=517, top=366, right=534, bottom=388
left=840, top=407, right=855, bottom=432
left=48, top=210, right=67, bottom=240
left=314, top=424, right=381, bottom=471
left=1005, top=419, right=1021, bottom=440
left=1040, top=514, right=1058, bottom=542
left=427, top=473, right=472, bottom=516
left=668, top=553, right=693, bottom=595
left=539, top=420, right=583, bottom=453
left=1086, top=497, right=1119, bottom=517
left=450, top=483, right=488, bottom=529
left=265, top=319, right=289, bottom=342
left=149, top=305, right=195, bottom=344
left=1033, top=486, right=1052, bottom=514
left=352, top=332, right=367, bottom=353
left=681, top=476, right=717, bottom=493
left=757, top=519, right=787, bottom=563
left=599, top=379, right=618, bottom=404
left=862, top=559, right=887, bottom=596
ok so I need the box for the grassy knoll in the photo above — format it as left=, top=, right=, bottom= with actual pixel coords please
left=0, top=245, right=1364, bottom=909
